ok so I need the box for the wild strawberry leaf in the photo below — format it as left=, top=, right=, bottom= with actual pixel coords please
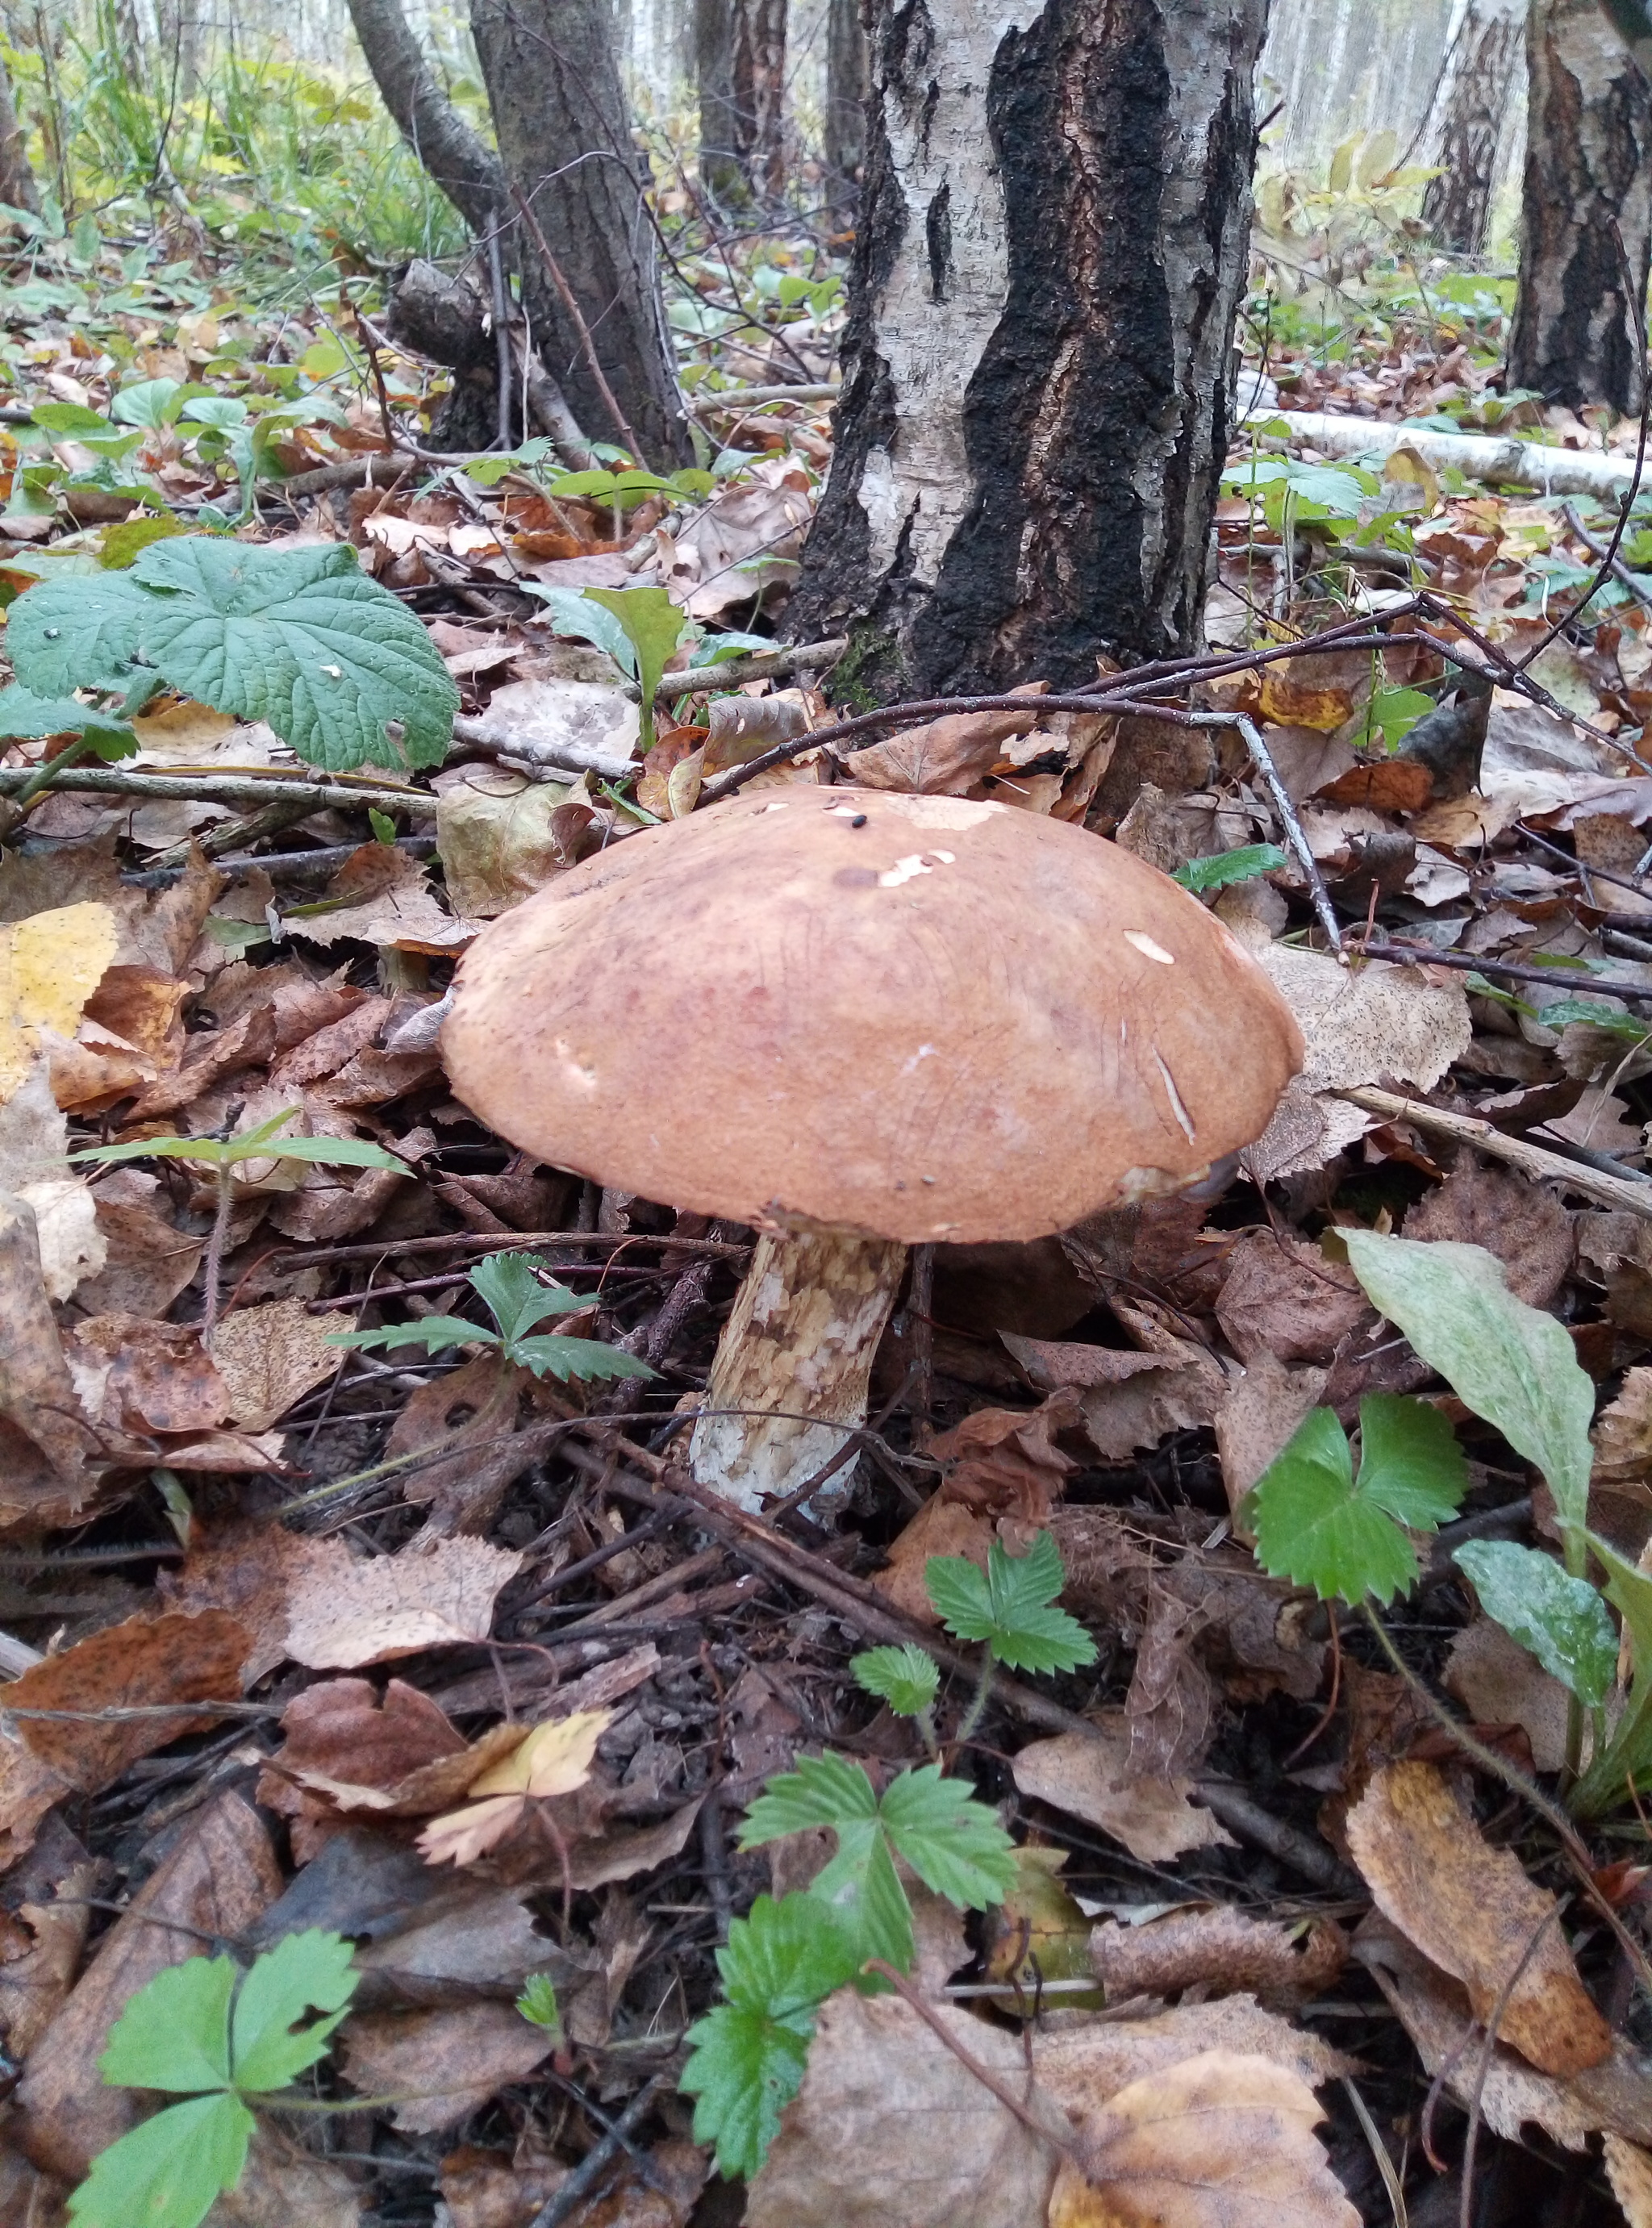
left=228, top=1929, right=358, bottom=2093
left=924, top=1532, right=1096, bottom=1674
left=66, top=2091, right=254, bottom=2228
left=851, top=1643, right=940, bottom=1718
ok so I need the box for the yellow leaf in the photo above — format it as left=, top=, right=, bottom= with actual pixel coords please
left=0, top=903, right=119, bottom=1105
left=468, top=1706, right=613, bottom=1799
left=416, top=1792, right=526, bottom=1868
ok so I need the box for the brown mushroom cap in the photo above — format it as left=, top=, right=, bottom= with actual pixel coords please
left=442, top=786, right=1304, bottom=1245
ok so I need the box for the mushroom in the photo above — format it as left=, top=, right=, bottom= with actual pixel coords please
left=442, top=787, right=1303, bottom=1512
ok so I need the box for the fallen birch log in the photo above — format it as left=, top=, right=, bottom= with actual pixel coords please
left=1245, top=407, right=1644, bottom=501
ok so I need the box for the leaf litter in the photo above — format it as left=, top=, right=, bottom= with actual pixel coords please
left=10, top=152, right=1652, bottom=2228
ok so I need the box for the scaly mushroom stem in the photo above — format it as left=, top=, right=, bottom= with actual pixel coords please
left=690, top=1229, right=907, bottom=1513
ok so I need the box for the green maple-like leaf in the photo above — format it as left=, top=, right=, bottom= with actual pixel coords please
left=1248, top=1393, right=1467, bottom=1604
left=8, top=538, right=458, bottom=773
left=924, top=1532, right=1096, bottom=1674
left=66, top=2092, right=255, bottom=2228
left=228, top=1930, right=358, bottom=2093
left=681, top=1893, right=860, bottom=2180
left=851, top=1643, right=941, bottom=1719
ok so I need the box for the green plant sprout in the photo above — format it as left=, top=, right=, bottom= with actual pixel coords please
left=69, top=1930, right=358, bottom=2228
left=515, top=1971, right=562, bottom=2036
left=73, top=1111, right=411, bottom=1338
left=682, top=1755, right=1015, bottom=2180
left=325, top=1248, right=657, bottom=1386
left=1248, top=1232, right=1642, bottom=1804
left=851, top=1642, right=941, bottom=1752
left=924, top=1531, right=1096, bottom=1741
left=528, top=583, right=690, bottom=755
left=1170, top=843, right=1287, bottom=894
left=4, top=537, right=458, bottom=775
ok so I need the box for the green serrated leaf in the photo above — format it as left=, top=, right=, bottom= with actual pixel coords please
left=99, top=1955, right=236, bottom=2094
left=738, top=1752, right=878, bottom=1846
left=1342, top=1232, right=1595, bottom=1545
left=716, top=1889, right=862, bottom=2013
left=737, top=1754, right=910, bottom=1967
left=67, top=2091, right=254, bottom=2228
left=7, top=568, right=151, bottom=695
left=229, top=1930, right=357, bottom=2093
left=326, top=1316, right=496, bottom=1356
left=1249, top=1396, right=1466, bottom=1604
left=237, top=1133, right=410, bottom=1173
left=0, top=683, right=115, bottom=740
left=516, top=1972, right=561, bottom=2030
left=925, top=1533, right=1096, bottom=1674
left=851, top=1643, right=940, bottom=1718
left=581, top=586, right=688, bottom=748
left=878, top=1766, right=1016, bottom=1909
left=1170, top=843, right=1287, bottom=893
left=509, top=1333, right=657, bottom=1383
left=467, top=1250, right=573, bottom=1341
left=1455, top=1540, right=1618, bottom=1711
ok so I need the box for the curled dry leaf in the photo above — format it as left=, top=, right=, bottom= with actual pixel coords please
left=1087, top=1908, right=1348, bottom=2010
left=1345, top=1760, right=1611, bottom=2078
left=1048, top=2050, right=1358, bottom=2228
left=845, top=691, right=1047, bottom=796
left=436, top=765, right=599, bottom=918
left=0, top=1861, right=100, bottom=2064
left=282, top=844, right=476, bottom=955
left=418, top=1708, right=614, bottom=1867
left=261, top=1676, right=529, bottom=1825
left=0, top=1058, right=106, bottom=1302
left=1032, top=1998, right=1354, bottom=2109
left=282, top=1533, right=524, bottom=1668
left=927, top=1388, right=1081, bottom=1521
left=1012, top=1719, right=1237, bottom=1865
left=1004, top=1327, right=1225, bottom=1465
left=1444, top=1617, right=1573, bottom=1775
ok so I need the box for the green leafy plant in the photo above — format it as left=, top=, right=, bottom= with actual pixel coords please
left=1170, top=842, right=1287, bottom=894
left=528, top=583, right=689, bottom=753
left=515, top=1971, right=561, bottom=2035
left=326, top=1248, right=656, bottom=1386
left=69, top=1930, right=357, bottom=2228
left=1454, top=1540, right=1617, bottom=1713
left=682, top=1758, right=1014, bottom=2180
left=1246, top=1393, right=1467, bottom=1604
left=851, top=1642, right=941, bottom=1750
left=925, top=1532, right=1095, bottom=1675
left=6, top=537, right=459, bottom=773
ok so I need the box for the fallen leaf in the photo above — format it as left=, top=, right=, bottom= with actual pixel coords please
left=1313, top=758, right=1436, bottom=812
left=1595, top=1367, right=1652, bottom=1484
left=3, top=1609, right=248, bottom=1788
left=0, top=1191, right=117, bottom=1521
left=1213, top=1230, right=1370, bottom=1366
left=1444, top=1618, right=1573, bottom=1775
left=208, top=1297, right=348, bottom=1428
left=665, top=465, right=811, bottom=620
left=211, top=2130, right=361, bottom=2228
left=1402, top=1159, right=1574, bottom=1308
left=438, top=2138, right=566, bottom=2228
left=1007, top=1322, right=1226, bottom=1464
left=465, top=676, right=639, bottom=773
left=436, top=765, right=596, bottom=916
left=1031, top=1998, right=1354, bottom=2109
left=745, top=1988, right=1065, bottom=2228
left=0, top=1862, right=98, bottom=2063
left=69, top=1314, right=228, bottom=1435
left=846, top=694, right=1047, bottom=795
left=1048, top=2050, right=1358, bottom=2228
left=340, top=2001, right=553, bottom=2132
left=0, top=902, right=119, bottom=1104
left=282, top=844, right=476, bottom=954
left=385, top=1351, right=558, bottom=1533
left=282, top=1533, right=524, bottom=1667
left=927, top=1389, right=1080, bottom=1521
left=874, top=1494, right=992, bottom=1624
left=0, top=1061, right=106, bottom=1302
left=419, top=1709, right=611, bottom=1866
left=1607, top=2134, right=1652, bottom=2226
left=1260, top=669, right=1355, bottom=732
left=1345, top=1760, right=1611, bottom=2077
left=1012, top=1720, right=1237, bottom=1863
left=1214, top=1352, right=1328, bottom=1512
left=11, top=1793, right=280, bottom=2180
left=261, top=1676, right=528, bottom=1830
left=1087, top=1908, right=1347, bottom=2009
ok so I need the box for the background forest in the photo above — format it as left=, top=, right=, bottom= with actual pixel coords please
left=10, top=7, right=1652, bottom=2228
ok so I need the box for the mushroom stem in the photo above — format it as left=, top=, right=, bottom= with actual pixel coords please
left=690, top=1229, right=907, bottom=1513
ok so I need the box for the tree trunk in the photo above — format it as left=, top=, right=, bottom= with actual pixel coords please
left=824, top=0, right=868, bottom=200
left=790, top=0, right=1267, bottom=699
left=471, top=0, right=686, bottom=465
left=697, top=0, right=787, bottom=204
left=696, top=0, right=747, bottom=202
left=1420, top=0, right=1524, bottom=255
left=745, top=0, right=787, bottom=201
left=0, top=51, right=39, bottom=217
left=344, top=0, right=505, bottom=236
left=1508, top=0, right=1652, bottom=412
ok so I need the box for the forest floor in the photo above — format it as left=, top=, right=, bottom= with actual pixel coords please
left=5, top=207, right=1652, bottom=2228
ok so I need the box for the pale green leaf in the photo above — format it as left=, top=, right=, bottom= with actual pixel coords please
left=509, top=1333, right=656, bottom=1383
left=851, top=1643, right=940, bottom=1718
left=1342, top=1232, right=1594, bottom=1539
left=1248, top=1396, right=1466, bottom=1604
left=7, top=568, right=151, bottom=694
left=229, top=1929, right=357, bottom=2092
left=99, top=1955, right=235, bottom=2094
left=1454, top=1540, right=1617, bottom=1710
left=325, top=1316, right=496, bottom=1356
left=878, top=1766, right=1016, bottom=1909
left=925, top=1533, right=1095, bottom=1674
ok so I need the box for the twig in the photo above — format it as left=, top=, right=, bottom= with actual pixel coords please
left=1336, top=1085, right=1652, bottom=1220
left=511, top=184, right=646, bottom=465
left=0, top=768, right=439, bottom=815
left=686, top=382, right=838, bottom=410
left=201, top=1163, right=235, bottom=1342
left=266, top=1229, right=750, bottom=1270
left=525, top=2077, right=663, bottom=2228
left=485, top=219, right=515, bottom=453
left=1461, top=1904, right=1566, bottom=2228
left=1563, top=503, right=1652, bottom=614
left=1231, top=713, right=1344, bottom=955
left=656, top=636, right=849, bottom=700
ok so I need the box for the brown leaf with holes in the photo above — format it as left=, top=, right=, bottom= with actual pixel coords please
left=3, top=1610, right=248, bottom=1788
left=1345, top=1760, right=1611, bottom=2076
left=386, top=1352, right=562, bottom=1533
left=1048, top=2050, right=1358, bottom=2228
left=1087, top=1908, right=1348, bottom=2009
left=208, top=1298, right=349, bottom=1429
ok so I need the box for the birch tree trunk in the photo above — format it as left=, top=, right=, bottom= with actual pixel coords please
left=0, top=52, right=39, bottom=217
left=1508, top=0, right=1652, bottom=412
left=1420, top=0, right=1524, bottom=254
left=345, top=0, right=505, bottom=236
left=789, top=0, right=1268, bottom=699
left=470, top=0, right=687, bottom=465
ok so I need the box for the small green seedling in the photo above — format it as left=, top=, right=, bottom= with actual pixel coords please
left=69, top=1930, right=358, bottom=2228
left=926, top=1531, right=1095, bottom=1675
left=1170, top=843, right=1287, bottom=894
left=1245, top=1393, right=1468, bottom=1604
left=530, top=583, right=689, bottom=753
left=515, top=1971, right=561, bottom=2035
left=682, top=1754, right=1014, bottom=2180
left=6, top=536, right=458, bottom=774
left=326, top=1247, right=656, bottom=1386
left=852, top=1642, right=941, bottom=1750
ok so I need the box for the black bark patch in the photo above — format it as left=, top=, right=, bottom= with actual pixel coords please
left=926, top=181, right=953, bottom=302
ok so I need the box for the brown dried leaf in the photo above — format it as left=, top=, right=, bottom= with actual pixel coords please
left=1595, top=1367, right=1652, bottom=1483
left=0, top=1863, right=98, bottom=2063
left=419, top=1711, right=611, bottom=1867
left=284, top=845, right=475, bottom=954
left=846, top=692, right=1047, bottom=796
left=1031, top=1998, right=1354, bottom=2109
left=1345, top=1760, right=1611, bottom=2076
left=211, top=2131, right=360, bottom=2228
left=340, top=2002, right=553, bottom=2133
left=282, top=1534, right=524, bottom=1667
left=1445, top=1619, right=1573, bottom=1775
left=928, top=1388, right=1080, bottom=1521
left=1313, top=758, right=1436, bottom=813
left=1087, top=1909, right=1348, bottom=2009
left=1213, top=1231, right=1370, bottom=1366
left=208, top=1297, right=348, bottom=1429
left=11, top=1794, right=280, bottom=2179
left=1048, top=2050, right=1358, bottom=2228
left=1214, top=1353, right=1327, bottom=1512
left=436, top=766, right=599, bottom=917
left=69, top=1315, right=227, bottom=1435
left=874, top=1495, right=992, bottom=1625
left=385, top=1352, right=557, bottom=1534
left=0, top=903, right=120, bottom=1105
left=1012, top=1720, right=1237, bottom=1863
left=1606, top=2134, right=1652, bottom=2226
left=76, top=1173, right=202, bottom=1317
left=1004, top=1329, right=1225, bottom=1464
left=262, top=1677, right=525, bottom=1822
left=5, top=1610, right=248, bottom=1788
left=438, top=2140, right=566, bottom=2228
left=1402, top=1158, right=1574, bottom=1306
